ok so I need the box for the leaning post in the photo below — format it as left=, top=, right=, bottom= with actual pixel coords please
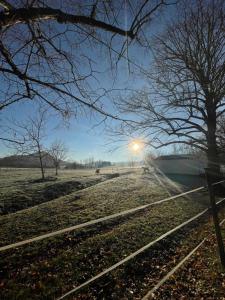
left=205, top=167, right=225, bottom=268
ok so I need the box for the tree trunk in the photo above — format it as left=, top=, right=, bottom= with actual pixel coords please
left=38, top=146, right=45, bottom=180
left=207, top=140, right=220, bottom=179
left=55, top=166, right=58, bottom=176
left=205, top=169, right=225, bottom=268
left=206, top=104, right=221, bottom=182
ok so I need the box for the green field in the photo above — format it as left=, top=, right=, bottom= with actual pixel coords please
left=0, top=167, right=224, bottom=299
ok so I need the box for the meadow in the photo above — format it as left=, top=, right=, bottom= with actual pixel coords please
left=0, top=167, right=224, bottom=299
left=0, top=167, right=132, bottom=214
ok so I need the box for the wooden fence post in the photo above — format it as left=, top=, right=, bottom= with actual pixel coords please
left=205, top=168, right=225, bottom=268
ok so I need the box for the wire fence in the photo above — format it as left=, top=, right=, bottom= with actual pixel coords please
left=0, top=185, right=207, bottom=252
left=1, top=179, right=225, bottom=299
left=1, top=179, right=224, bottom=252
left=141, top=213, right=225, bottom=300
left=57, top=197, right=225, bottom=300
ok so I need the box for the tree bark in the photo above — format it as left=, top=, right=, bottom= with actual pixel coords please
left=205, top=169, right=225, bottom=268
left=206, top=101, right=221, bottom=181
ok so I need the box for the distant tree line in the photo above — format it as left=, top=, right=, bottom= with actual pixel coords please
left=65, top=159, right=111, bottom=170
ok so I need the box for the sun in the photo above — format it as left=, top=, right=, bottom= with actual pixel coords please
left=129, top=140, right=144, bottom=154
left=132, top=143, right=140, bottom=152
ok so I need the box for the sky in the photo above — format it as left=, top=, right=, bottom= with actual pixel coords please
left=0, top=84, right=151, bottom=162
left=0, top=1, right=176, bottom=162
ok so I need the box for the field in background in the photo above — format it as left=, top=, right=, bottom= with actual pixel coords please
left=0, top=167, right=224, bottom=299
left=0, top=167, right=137, bottom=214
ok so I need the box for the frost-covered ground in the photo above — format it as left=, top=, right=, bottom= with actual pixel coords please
left=0, top=168, right=193, bottom=244
left=0, top=167, right=138, bottom=214
left=1, top=167, right=222, bottom=299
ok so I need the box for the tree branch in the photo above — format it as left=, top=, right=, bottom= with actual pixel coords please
left=150, top=140, right=207, bottom=151
left=0, top=0, right=13, bottom=10
left=0, top=137, right=25, bottom=144
left=0, top=7, right=135, bottom=38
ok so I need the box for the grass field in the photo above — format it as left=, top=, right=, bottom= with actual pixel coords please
left=0, top=167, right=133, bottom=214
left=0, top=167, right=224, bottom=299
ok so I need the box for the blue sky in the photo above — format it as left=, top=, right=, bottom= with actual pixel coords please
left=0, top=2, right=176, bottom=162
left=0, top=97, right=150, bottom=162
left=0, top=72, right=149, bottom=162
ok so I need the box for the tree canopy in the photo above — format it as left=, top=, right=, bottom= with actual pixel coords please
left=0, top=0, right=171, bottom=117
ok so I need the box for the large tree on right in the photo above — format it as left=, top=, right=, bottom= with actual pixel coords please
left=118, top=0, right=225, bottom=177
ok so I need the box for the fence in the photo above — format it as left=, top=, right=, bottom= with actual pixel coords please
left=1, top=179, right=225, bottom=299
left=0, top=186, right=206, bottom=252
left=142, top=215, right=225, bottom=299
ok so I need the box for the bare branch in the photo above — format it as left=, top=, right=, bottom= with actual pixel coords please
left=0, top=137, right=24, bottom=144
left=0, top=6, right=135, bottom=38
left=0, top=0, right=13, bottom=10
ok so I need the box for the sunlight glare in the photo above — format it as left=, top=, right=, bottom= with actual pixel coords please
left=129, top=140, right=144, bottom=154
left=133, top=143, right=140, bottom=151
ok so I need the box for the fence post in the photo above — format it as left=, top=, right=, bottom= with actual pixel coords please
left=205, top=168, right=225, bottom=268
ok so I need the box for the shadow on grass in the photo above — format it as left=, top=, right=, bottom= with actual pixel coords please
left=27, top=176, right=58, bottom=184
left=1, top=180, right=86, bottom=215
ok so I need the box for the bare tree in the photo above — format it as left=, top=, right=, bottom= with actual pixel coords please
left=115, top=0, right=225, bottom=178
left=10, top=109, right=48, bottom=179
left=48, top=140, right=67, bottom=176
left=0, top=0, right=173, bottom=125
